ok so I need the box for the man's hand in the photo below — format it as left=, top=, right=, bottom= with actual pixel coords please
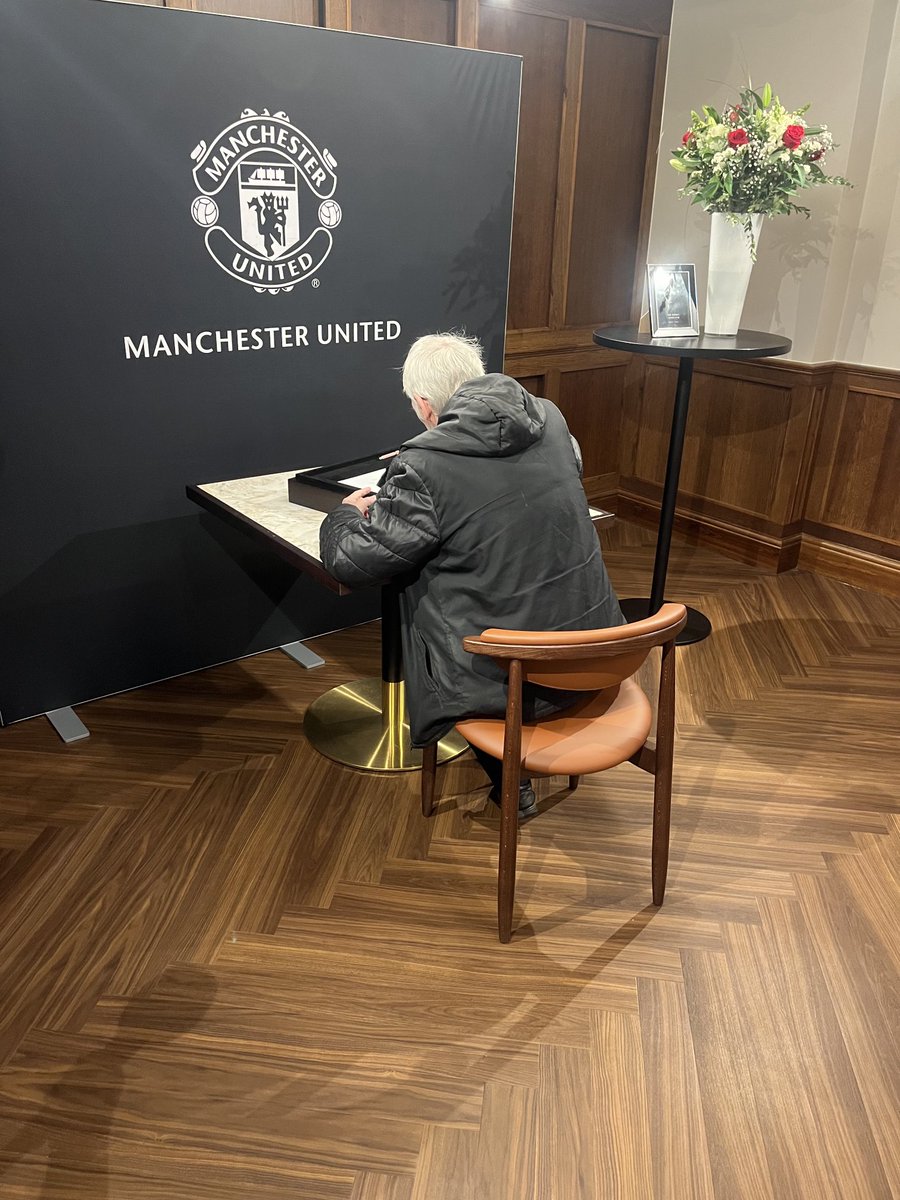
left=342, top=487, right=377, bottom=517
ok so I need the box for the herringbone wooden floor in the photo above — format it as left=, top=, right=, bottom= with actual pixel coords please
left=1, top=522, right=898, bottom=1198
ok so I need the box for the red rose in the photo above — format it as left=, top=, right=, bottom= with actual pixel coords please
left=682, top=130, right=693, bottom=144
left=727, top=128, right=749, bottom=147
left=783, top=124, right=805, bottom=149
left=809, top=149, right=824, bottom=162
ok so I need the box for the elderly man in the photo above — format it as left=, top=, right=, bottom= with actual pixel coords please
left=320, top=332, right=623, bottom=817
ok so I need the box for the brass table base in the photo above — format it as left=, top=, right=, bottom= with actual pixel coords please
left=304, top=677, right=468, bottom=772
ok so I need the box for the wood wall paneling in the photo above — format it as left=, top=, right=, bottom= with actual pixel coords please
left=630, top=363, right=792, bottom=523
left=630, top=35, right=669, bottom=319
left=617, top=490, right=802, bottom=572
left=777, top=380, right=826, bottom=530
left=619, top=357, right=899, bottom=590
left=557, top=366, right=623, bottom=496
left=455, top=0, right=478, bottom=47
left=621, top=360, right=817, bottom=571
left=323, top=0, right=351, bottom=30
left=350, top=0, right=456, bottom=45
left=480, top=0, right=671, bottom=36
left=513, top=375, right=545, bottom=397
left=506, top=347, right=634, bottom=488
left=166, top=0, right=318, bottom=22
left=547, top=18, right=586, bottom=331
left=806, top=384, right=900, bottom=550
left=479, top=4, right=569, bottom=331
left=797, top=535, right=900, bottom=596
left=506, top=325, right=603, bottom=355
left=564, top=25, right=658, bottom=327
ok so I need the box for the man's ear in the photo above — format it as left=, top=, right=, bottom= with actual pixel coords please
left=414, top=396, right=437, bottom=427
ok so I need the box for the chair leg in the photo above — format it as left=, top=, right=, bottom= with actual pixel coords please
left=497, top=761, right=519, bottom=943
left=652, top=637, right=676, bottom=906
left=421, top=742, right=438, bottom=817
left=568, top=775, right=580, bottom=790
left=651, top=761, right=672, bottom=905
left=497, top=657, right=523, bottom=943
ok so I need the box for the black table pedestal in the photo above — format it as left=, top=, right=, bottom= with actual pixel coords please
left=617, top=356, right=711, bottom=646
left=303, top=584, right=468, bottom=771
left=592, top=325, right=792, bottom=646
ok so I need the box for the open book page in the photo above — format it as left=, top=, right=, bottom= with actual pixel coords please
left=338, top=469, right=384, bottom=493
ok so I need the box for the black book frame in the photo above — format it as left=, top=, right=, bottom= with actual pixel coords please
left=288, top=450, right=394, bottom=513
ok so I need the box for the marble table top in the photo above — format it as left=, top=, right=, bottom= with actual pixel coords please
left=190, top=469, right=614, bottom=595
left=199, top=469, right=325, bottom=562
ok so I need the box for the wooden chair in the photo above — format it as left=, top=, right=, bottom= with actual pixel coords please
left=420, top=604, right=688, bottom=942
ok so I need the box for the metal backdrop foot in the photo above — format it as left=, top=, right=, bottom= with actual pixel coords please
left=280, top=641, right=326, bottom=669
left=45, top=707, right=90, bottom=744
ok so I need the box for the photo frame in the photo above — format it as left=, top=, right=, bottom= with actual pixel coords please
left=646, top=263, right=700, bottom=337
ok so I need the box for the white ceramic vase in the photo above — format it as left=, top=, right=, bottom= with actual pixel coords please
left=705, top=213, right=763, bottom=336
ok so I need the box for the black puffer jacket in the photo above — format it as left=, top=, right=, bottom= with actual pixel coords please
left=319, top=374, right=623, bottom=746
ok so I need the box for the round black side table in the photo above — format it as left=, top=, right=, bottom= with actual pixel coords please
left=592, top=326, right=792, bottom=644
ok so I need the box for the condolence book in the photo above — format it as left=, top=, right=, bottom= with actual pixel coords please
left=287, top=452, right=392, bottom=514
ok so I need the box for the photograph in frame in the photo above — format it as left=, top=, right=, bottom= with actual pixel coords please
left=647, top=263, right=700, bottom=337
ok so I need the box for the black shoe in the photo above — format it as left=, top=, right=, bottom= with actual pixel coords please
left=488, top=780, right=539, bottom=820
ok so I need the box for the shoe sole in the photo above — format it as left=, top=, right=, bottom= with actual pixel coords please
left=487, top=794, right=539, bottom=821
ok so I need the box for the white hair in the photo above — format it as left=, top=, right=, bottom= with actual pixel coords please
left=401, top=332, right=486, bottom=416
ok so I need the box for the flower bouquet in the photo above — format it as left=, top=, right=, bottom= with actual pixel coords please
left=669, top=84, right=849, bottom=333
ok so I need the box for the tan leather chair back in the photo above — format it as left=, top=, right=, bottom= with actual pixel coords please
left=468, top=604, right=688, bottom=691
left=522, top=650, right=649, bottom=691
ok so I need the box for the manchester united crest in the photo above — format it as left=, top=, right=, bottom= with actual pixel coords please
left=189, top=108, right=340, bottom=294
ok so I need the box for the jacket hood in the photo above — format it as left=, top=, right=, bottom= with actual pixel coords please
left=402, top=373, right=546, bottom=458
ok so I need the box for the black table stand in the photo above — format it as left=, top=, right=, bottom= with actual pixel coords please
left=303, top=582, right=468, bottom=771
left=633, top=355, right=710, bottom=642
left=592, top=326, right=792, bottom=645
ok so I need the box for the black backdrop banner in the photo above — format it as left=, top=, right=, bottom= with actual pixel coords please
left=0, top=0, right=520, bottom=725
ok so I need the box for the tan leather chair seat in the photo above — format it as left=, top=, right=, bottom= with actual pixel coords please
left=457, top=677, right=652, bottom=776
